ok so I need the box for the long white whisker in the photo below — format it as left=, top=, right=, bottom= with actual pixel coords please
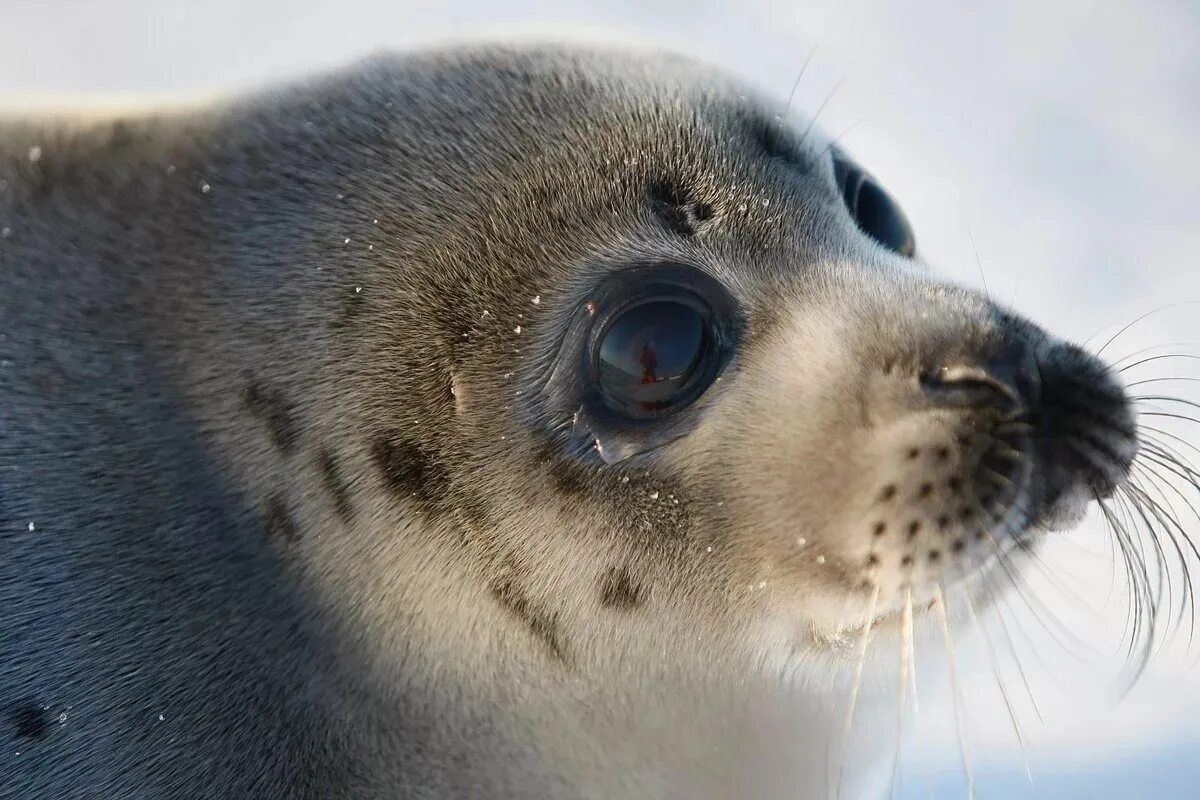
left=966, top=590, right=1035, bottom=790
left=890, top=590, right=912, bottom=799
left=906, top=590, right=937, bottom=800
left=936, top=587, right=975, bottom=799
left=835, top=585, right=880, bottom=800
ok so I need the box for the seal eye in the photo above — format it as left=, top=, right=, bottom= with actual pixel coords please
left=833, top=155, right=917, bottom=258
left=595, top=298, right=714, bottom=417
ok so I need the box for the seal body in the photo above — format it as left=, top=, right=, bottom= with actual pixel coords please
left=0, top=45, right=1135, bottom=799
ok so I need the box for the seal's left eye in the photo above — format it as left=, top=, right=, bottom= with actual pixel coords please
left=833, top=155, right=917, bottom=258
left=594, top=297, right=715, bottom=418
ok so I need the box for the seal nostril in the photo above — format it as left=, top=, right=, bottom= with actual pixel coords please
left=920, top=343, right=1041, bottom=416
left=921, top=366, right=1018, bottom=413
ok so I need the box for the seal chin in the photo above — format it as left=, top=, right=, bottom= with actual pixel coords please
left=1035, top=482, right=1092, bottom=532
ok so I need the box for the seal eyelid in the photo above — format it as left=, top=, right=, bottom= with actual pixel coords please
left=830, top=152, right=917, bottom=258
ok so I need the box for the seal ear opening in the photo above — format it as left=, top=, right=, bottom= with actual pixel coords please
left=832, top=154, right=917, bottom=258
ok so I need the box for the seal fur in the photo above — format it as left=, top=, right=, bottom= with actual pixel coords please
left=0, top=44, right=1137, bottom=798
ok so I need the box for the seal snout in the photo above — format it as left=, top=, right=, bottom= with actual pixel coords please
left=846, top=324, right=1137, bottom=609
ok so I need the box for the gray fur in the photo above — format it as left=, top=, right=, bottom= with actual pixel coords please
left=0, top=44, right=1134, bottom=798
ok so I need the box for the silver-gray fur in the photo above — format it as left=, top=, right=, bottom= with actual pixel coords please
left=0, top=44, right=1137, bottom=799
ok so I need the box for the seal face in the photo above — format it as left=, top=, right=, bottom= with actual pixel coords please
left=0, top=44, right=1142, bottom=799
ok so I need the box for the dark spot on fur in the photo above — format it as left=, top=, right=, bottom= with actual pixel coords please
left=880, top=485, right=897, bottom=502
left=241, top=381, right=299, bottom=454
left=491, top=575, right=567, bottom=663
left=872, top=521, right=886, bottom=537
left=261, top=495, right=299, bottom=544
left=906, top=447, right=920, bottom=460
left=936, top=446, right=951, bottom=461
left=951, top=538, right=966, bottom=553
left=947, top=477, right=962, bottom=494
left=317, top=449, right=354, bottom=521
left=648, top=178, right=712, bottom=238
left=918, top=483, right=933, bottom=498
left=456, top=493, right=492, bottom=531
left=928, top=550, right=942, bottom=562
left=372, top=434, right=449, bottom=507
left=937, top=514, right=951, bottom=530
left=536, top=440, right=588, bottom=498
left=328, top=289, right=367, bottom=331
left=865, top=554, right=880, bottom=567
left=958, top=506, right=974, bottom=521
left=906, top=521, right=921, bottom=540
left=599, top=567, right=645, bottom=611
left=901, top=555, right=914, bottom=567
left=9, top=703, right=49, bottom=740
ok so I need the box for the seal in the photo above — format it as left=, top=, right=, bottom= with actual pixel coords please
left=0, top=44, right=1141, bottom=798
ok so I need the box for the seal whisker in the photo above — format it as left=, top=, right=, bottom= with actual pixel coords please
left=902, top=589, right=937, bottom=800
left=965, top=586, right=1035, bottom=789
left=934, top=587, right=975, bottom=800
left=888, top=589, right=914, bottom=800
left=973, top=510, right=1101, bottom=663
left=971, top=573, right=1048, bottom=724
left=833, top=584, right=879, bottom=800
left=1085, top=302, right=1200, bottom=356
left=1109, top=339, right=1200, bottom=368
left=1118, top=353, right=1200, bottom=375
left=776, top=43, right=819, bottom=138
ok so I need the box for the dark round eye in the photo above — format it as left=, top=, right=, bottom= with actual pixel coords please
left=595, top=298, right=715, bottom=417
left=833, top=155, right=916, bottom=258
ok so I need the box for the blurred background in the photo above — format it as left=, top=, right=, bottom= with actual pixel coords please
left=3, top=1, right=1198, bottom=796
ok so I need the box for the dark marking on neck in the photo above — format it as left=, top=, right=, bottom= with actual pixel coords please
left=241, top=381, right=299, bottom=454
left=491, top=575, right=568, bottom=664
left=8, top=702, right=49, bottom=740
left=372, top=433, right=449, bottom=508
left=261, top=495, right=300, bottom=544
left=317, top=449, right=354, bottom=521
left=599, top=566, right=645, bottom=611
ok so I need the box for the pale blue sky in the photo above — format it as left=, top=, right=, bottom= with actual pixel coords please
left=4, top=1, right=1198, bottom=796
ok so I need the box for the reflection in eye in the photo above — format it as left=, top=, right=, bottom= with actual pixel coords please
left=597, top=300, right=708, bottom=414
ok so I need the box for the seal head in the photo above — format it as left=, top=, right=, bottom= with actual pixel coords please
left=0, top=44, right=1138, bottom=799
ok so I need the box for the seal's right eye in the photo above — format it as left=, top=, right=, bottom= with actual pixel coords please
left=833, top=154, right=917, bottom=258
left=594, top=296, right=715, bottom=418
